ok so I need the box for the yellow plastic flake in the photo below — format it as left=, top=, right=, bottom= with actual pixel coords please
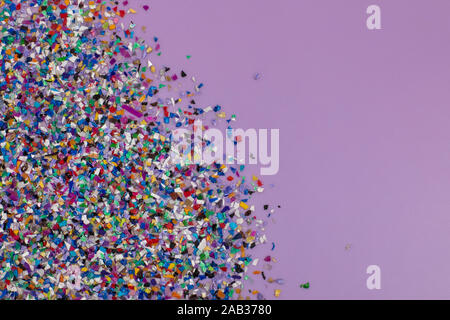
left=240, top=201, right=249, bottom=210
left=274, top=289, right=281, bottom=297
left=25, top=215, right=33, bottom=225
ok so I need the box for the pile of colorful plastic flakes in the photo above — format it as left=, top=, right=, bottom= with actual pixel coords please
left=0, top=0, right=275, bottom=300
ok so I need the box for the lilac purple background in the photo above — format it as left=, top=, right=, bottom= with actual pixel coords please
left=129, top=0, right=450, bottom=299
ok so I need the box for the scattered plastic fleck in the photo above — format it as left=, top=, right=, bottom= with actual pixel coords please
left=300, top=282, right=310, bottom=289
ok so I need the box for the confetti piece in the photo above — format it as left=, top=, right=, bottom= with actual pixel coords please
left=300, top=282, right=310, bottom=289
left=122, top=104, right=143, bottom=118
